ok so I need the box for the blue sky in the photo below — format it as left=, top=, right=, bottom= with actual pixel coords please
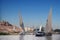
left=0, top=0, right=60, bottom=29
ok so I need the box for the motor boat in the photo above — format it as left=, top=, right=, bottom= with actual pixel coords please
left=35, top=31, right=45, bottom=36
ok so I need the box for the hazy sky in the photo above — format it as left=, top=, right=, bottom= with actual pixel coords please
left=0, top=0, right=60, bottom=29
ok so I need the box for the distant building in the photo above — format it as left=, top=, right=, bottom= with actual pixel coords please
left=0, top=21, right=20, bottom=33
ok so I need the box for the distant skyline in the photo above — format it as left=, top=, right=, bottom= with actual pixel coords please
left=0, top=0, right=60, bottom=29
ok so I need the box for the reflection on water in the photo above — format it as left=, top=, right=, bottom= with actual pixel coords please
left=35, top=37, right=45, bottom=40
left=45, top=36, right=52, bottom=40
left=0, top=35, right=60, bottom=40
left=20, top=35, right=24, bottom=40
left=53, top=34, right=60, bottom=40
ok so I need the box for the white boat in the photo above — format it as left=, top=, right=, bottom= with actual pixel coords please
left=19, top=13, right=25, bottom=35
left=35, top=25, right=45, bottom=36
left=45, top=7, right=52, bottom=36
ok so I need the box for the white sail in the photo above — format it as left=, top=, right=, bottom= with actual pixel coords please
left=19, top=13, right=25, bottom=33
left=39, top=25, right=42, bottom=31
left=45, top=7, right=52, bottom=33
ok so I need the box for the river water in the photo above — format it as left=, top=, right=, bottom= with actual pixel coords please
left=0, top=34, right=60, bottom=40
